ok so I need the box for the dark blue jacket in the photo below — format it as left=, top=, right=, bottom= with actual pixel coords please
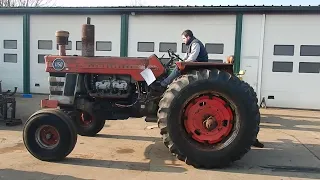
left=185, top=38, right=208, bottom=62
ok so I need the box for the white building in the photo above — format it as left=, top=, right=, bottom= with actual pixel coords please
left=0, top=5, right=320, bottom=110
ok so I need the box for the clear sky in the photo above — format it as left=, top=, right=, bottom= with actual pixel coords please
left=53, top=0, right=320, bottom=7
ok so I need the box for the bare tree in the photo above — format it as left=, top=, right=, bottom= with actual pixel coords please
left=130, top=0, right=146, bottom=6
left=0, top=0, right=56, bottom=7
left=0, top=0, right=15, bottom=7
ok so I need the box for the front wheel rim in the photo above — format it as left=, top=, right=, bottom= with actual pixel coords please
left=35, top=125, right=60, bottom=149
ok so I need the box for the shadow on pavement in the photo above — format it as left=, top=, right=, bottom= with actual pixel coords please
left=0, top=169, right=94, bottom=180
left=58, top=153, right=187, bottom=173
left=95, top=134, right=161, bottom=142
left=56, top=138, right=187, bottom=173
left=211, top=137, right=320, bottom=179
left=261, top=115, right=320, bottom=132
left=91, top=134, right=320, bottom=179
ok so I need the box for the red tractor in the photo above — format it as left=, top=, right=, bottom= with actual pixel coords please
left=22, top=17, right=260, bottom=169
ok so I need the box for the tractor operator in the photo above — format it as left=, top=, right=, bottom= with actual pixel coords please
left=152, top=29, right=209, bottom=92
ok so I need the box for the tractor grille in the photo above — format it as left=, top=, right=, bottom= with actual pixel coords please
left=49, top=76, right=65, bottom=95
left=48, top=73, right=78, bottom=96
left=48, top=73, right=79, bottom=105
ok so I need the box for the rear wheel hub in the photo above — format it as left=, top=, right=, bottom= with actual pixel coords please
left=79, top=111, right=93, bottom=127
left=184, top=95, right=234, bottom=144
left=203, top=115, right=218, bottom=131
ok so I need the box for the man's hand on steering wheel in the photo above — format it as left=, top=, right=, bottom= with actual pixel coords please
left=167, top=49, right=183, bottom=61
left=165, top=49, right=183, bottom=67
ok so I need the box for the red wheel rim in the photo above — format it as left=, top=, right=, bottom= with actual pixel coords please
left=183, top=95, right=234, bottom=144
left=80, top=111, right=93, bottom=126
left=36, top=125, right=60, bottom=149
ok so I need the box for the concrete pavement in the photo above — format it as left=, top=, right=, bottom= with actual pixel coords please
left=0, top=94, right=319, bottom=180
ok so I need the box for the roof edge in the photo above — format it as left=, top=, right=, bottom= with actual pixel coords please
left=1, top=5, right=320, bottom=15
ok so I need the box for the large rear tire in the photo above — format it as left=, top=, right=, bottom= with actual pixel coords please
left=23, top=109, right=78, bottom=161
left=157, top=69, right=260, bottom=168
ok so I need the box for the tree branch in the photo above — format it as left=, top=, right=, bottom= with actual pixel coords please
left=130, top=0, right=146, bottom=6
left=0, top=0, right=56, bottom=7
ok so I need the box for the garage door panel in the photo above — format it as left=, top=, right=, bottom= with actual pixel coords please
left=262, top=14, right=320, bottom=109
left=30, top=15, right=121, bottom=94
left=261, top=90, right=320, bottom=109
left=0, top=16, right=23, bottom=93
left=128, top=14, right=236, bottom=61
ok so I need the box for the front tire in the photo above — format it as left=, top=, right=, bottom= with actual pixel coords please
left=23, top=109, right=77, bottom=161
left=157, top=69, right=260, bottom=168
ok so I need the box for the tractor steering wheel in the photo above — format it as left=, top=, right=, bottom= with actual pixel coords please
left=165, top=49, right=183, bottom=68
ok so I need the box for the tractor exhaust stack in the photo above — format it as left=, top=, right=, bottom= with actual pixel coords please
left=82, top=17, right=95, bottom=57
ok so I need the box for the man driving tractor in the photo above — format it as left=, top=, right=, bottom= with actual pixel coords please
left=152, top=31, right=265, bottom=148
left=152, top=29, right=209, bottom=92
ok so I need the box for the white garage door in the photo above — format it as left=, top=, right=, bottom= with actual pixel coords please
left=128, top=14, right=236, bottom=63
left=30, top=15, right=121, bottom=94
left=0, top=15, right=23, bottom=93
left=261, top=14, right=320, bottom=109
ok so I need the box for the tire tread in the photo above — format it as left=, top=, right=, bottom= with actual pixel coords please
left=157, top=69, right=260, bottom=169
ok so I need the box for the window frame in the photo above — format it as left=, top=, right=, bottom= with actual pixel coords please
left=205, top=43, right=224, bottom=54
left=4, top=53, right=18, bottom=63
left=38, top=40, right=53, bottom=50
left=137, top=42, right=155, bottom=52
left=299, top=62, right=320, bottom=73
left=56, top=41, right=72, bottom=50
left=273, top=44, right=295, bottom=56
left=3, top=40, right=17, bottom=49
left=159, top=42, right=177, bottom=52
left=272, top=61, right=294, bottom=73
left=76, top=41, right=82, bottom=50
left=96, top=41, right=112, bottom=51
left=300, top=45, right=320, bottom=56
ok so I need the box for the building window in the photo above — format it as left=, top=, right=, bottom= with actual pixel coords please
left=273, top=45, right=294, bottom=56
left=96, top=41, right=112, bottom=51
left=76, top=41, right=82, bottom=50
left=38, top=54, right=47, bottom=64
left=159, top=42, right=177, bottom=52
left=38, top=40, right=52, bottom=50
left=299, top=62, right=320, bottom=73
left=300, top=45, right=320, bottom=56
left=57, top=41, right=72, bottom=50
left=272, top=61, right=293, bottom=72
left=4, top=40, right=17, bottom=49
left=205, top=43, right=224, bottom=54
left=137, top=42, right=154, bottom=52
left=4, top=53, right=17, bottom=63
left=182, top=43, right=187, bottom=53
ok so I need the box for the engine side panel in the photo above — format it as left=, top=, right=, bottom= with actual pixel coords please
left=44, top=54, right=166, bottom=81
left=90, top=74, right=133, bottom=98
